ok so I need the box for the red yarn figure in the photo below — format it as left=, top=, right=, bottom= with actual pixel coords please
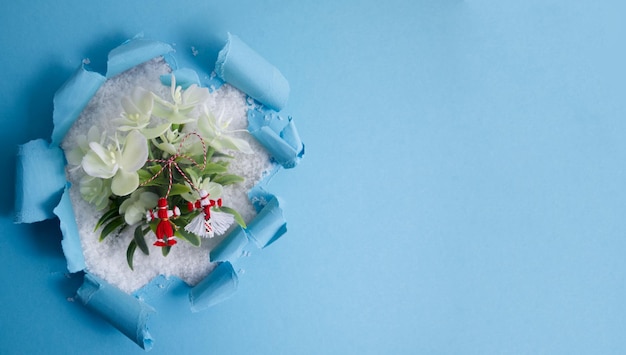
left=146, top=198, right=181, bottom=247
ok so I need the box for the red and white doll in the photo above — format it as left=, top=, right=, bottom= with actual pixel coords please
left=146, top=198, right=181, bottom=247
left=185, top=189, right=234, bottom=238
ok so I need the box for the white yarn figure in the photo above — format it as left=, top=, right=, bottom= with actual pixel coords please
left=185, top=189, right=234, bottom=238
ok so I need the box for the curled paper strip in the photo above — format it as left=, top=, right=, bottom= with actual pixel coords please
left=215, top=33, right=290, bottom=111
left=77, top=273, right=156, bottom=350
left=106, top=38, right=174, bottom=78
left=53, top=184, right=86, bottom=273
left=248, top=107, right=304, bottom=168
left=51, top=65, right=106, bottom=146
left=210, top=226, right=250, bottom=262
left=14, top=139, right=67, bottom=223
left=246, top=195, right=287, bottom=248
left=189, top=262, right=238, bottom=312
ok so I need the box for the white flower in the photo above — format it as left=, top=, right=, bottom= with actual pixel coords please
left=112, top=87, right=153, bottom=131
left=65, top=126, right=106, bottom=166
left=112, top=86, right=171, bottom=139
left=118, top=189, right=159, bottom=225
left=152, top=128, right=182, bottom=157
left=79, top=175, right=112, bottom=210
left=81, top=130, right=149, bottom=196
left=152, top=75, right=210, bottom=125
left=196, top=106, right=252, bottom=154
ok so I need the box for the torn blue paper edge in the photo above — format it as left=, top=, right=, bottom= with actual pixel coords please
left=248, top=106, right=305, bottom=169
left=215, top=33, right=290, bottom=111
left=53, top=184, right=86, bottom=273
left=77, top=273, right=155, bottom=350
left=14, top=139, right=67, bottom=223
left=14, top=34, right=302, bottom=350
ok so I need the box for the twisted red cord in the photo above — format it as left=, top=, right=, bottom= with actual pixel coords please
left=139, top=132, right=207, bottom=198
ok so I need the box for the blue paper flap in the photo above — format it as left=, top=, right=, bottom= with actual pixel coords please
left=76, top=273, right=156, bottom=350
left=215, top=34, right=289, bottom=111
left=107, top=39, right=174, bottom=78
left=189, top=261, right=238, bottom=312
left=248, top=108, right=304, bottom=168
left=51, top=65, right=106, bottom=146
left=210, top=226, right=250, bottom=262
left=14, top=139, right=67, bottom=223
left=53, top=184, right=86, bottom=273
left=246, top=195, right=287, bottom=248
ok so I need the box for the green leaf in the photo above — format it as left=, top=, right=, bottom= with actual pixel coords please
left=148, top=164, right=164, bottom=174
left=138, top=169, right=156, bottom=185
left=175, top=228, right=201, bottom=247
left=133, top=225, right=150, bottom=255
left=185, top=167, right=200, bottom=182
left=99, top=216, right=126, bottom=241
left=126, top=240, right=137, bottom=270
left=217, top=206, right=247, bottom=229
left=94, top=207, right=120, bottom=231
left=169, top=183, right=192, bottom=196
left=139, top=166, right=166, bottom=187
left=212, top=174, right=244, bottom=186
left=205, top=146, right=215, bottom=161
left=161, top=245, right=171, bottom=257
left=201, top=162, right=228, bottom=175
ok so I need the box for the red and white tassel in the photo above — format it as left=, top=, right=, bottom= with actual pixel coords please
left=185, top=213, right=214, bottom=238
left=210, top=210, right=235, bottom=236
left=185, top=189, right=233, bottom=238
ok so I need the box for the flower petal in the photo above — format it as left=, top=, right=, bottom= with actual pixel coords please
left=221, top=136, right=254, bottom=154
left=82, top=147, right=117, bottom=178
left=182, top=84, right=210, bottom=106
left=121, top=87, right=153, bottom=115
left=111, top=169, right=139, bottom=196
left=119, top=130, right=148, bottom=172
left=141, top=123, right=171, bottom=139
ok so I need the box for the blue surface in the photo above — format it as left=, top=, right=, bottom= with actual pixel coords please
left=2, top=1, right=626, bottom=354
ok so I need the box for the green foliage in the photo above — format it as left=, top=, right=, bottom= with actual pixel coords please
left=212, top=174, right=244, bottom=186
left=134, top=225, right=150, bottom=255
left=99, top=216, right=125, bottom=241
left=126, top=240, right=137, bottom=270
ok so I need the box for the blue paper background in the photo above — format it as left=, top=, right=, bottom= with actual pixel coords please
left=2, top=1, right=626, bottom=354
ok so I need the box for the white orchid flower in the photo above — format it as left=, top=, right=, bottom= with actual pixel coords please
left=81, top=130, right=149, bottom=196
left=112, top=86, right=170, bottom=139
left=78, top=175, right=112, bottom=210
left=118, top=189, right=159, bottom=225
left=152, top=75, right=210, bottom=125
left=152, top=128, right=182, bottom=157
left=65, top=126, right=106, bottom=167
left=196, top=105, right=253, bottom=154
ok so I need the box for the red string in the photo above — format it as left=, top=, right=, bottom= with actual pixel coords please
left=140, top=132, right=207, bottom=198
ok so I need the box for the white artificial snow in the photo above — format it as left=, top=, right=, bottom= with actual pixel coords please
left=61, top=58, right=275, bottom=293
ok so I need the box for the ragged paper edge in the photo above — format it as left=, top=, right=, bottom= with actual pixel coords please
left=14, top=139, right=67, bottom=223
left=188, top=261, right=238, bottom=312
left=106, top=37, right=175, bottom=79
left=76, top=273, right=155, bottom=350
left=53, top=184, right=86, bottom=273
left=51, top=65, right=106, bottom=146
left=215, top=33, right=290, bottom=111
left=210, top=187, right=286, bottom=262
left=248, top=106, right=305, bottom=169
